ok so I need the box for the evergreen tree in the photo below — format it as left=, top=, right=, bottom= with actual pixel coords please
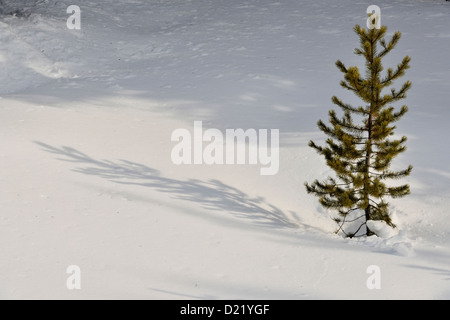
left=305, top=24, right=412, bottom=238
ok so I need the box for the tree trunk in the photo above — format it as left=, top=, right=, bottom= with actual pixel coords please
left=365, top=113, right=373, bottom=236
left=365, top=30, right=377, bottom=237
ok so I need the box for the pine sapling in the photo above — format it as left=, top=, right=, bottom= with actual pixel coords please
left=305, top=24, right=412, bottom=238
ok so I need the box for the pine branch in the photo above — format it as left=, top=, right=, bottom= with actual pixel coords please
left=329, top=110, right=367, bottom=134
left=317, top=120, right=338, bottom=139
left=381, top=80, right=412, bottom=105
left=377, top=31, right=401, bottom=59
left=388, top=184, right=410, bottom=198
left=331, top=96, right=369, bottom=115
left=335, top=60, right=348, bottom=73
left=308, top=140, right=323, bottom=153
left=381, top=56, right=411, bottom=86
left=377, top=165, right=413, bottom=180
left=392, top=105, right=408, bottom=121
left=352, top=221, right=367, bottom=237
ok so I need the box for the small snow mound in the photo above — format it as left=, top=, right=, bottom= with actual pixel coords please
left=391, top=241, right=414, bottom=257
left=347, top=229, right=415, bottom=256
left=385, top=231, right=415, bottom=257
left=366, top=220, right=398, bottom=238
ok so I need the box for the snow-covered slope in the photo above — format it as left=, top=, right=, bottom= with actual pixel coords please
left=1, top=0, right=449, bottom=299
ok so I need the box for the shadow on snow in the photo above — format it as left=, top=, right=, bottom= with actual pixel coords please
left=34, top=141, right=298, bottom=230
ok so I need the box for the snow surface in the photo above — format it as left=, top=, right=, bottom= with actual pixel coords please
left=1, top=0, right=450, bottom=299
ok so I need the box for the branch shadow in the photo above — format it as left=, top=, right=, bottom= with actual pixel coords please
left=401, top=264, right=450, bottom=281
left=34, top=141, right=298, bottom=230
left=399, top=247, right=450, bottom=282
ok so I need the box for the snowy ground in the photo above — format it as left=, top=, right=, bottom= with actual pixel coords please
left=1, top=0, right=450, bottom=299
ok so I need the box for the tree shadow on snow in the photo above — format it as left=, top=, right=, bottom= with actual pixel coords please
left=34, top=141, right=298, bottom=230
